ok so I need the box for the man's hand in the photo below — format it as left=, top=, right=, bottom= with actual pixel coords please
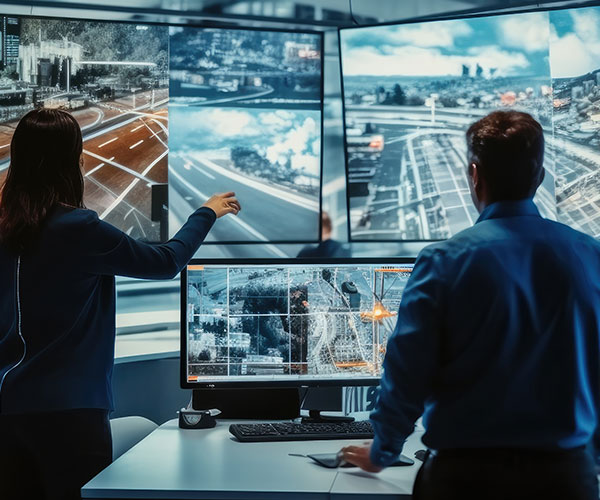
left=202, top=192, right=241, bottom=218
left=340, top=443, right=383, bottom=473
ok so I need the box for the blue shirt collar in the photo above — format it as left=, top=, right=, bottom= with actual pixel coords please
left=476, top=199, right=541, bottom=224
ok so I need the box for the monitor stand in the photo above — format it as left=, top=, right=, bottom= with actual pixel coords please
left=301, top=409, right=354, bottom=424
left=193, top=388, right=300, bottom=420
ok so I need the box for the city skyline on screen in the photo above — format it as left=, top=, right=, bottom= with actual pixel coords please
left=340, top=11, right=556, bottom=241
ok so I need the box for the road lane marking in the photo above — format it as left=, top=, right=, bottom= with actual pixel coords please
left=151, top=118, right=169, bottom=136
left=84, top=115, right=141, bottom=142
left=98, top=137, right=117, bottom=148
left=131, top=124, right=144, bottom=132
left=100, top=150, right=168, bottom=220
left=184, top=159, right=215, bottom=180
left=0, top=144, right=9, bottom=149
left=141, top=120, right=168, bottom=148
left=83, top=150, right=154, bottom=183
left=129, top=140, right=144, bottom=150
left=85, top=163, right=104, bottom=177
left=191, top=155, right=319, bottom=212
left=169, top=164, right=287, bottom=257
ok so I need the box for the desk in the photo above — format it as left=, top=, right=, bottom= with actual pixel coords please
left=82, top=419, right=424, bottom=499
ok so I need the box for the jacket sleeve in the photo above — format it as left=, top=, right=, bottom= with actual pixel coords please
left=77, top=207, right=217, bottom=279
left=369, top=247, right=445, bottom=468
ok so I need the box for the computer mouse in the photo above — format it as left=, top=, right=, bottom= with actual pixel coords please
left=307, top=452, right=344, bottom=468
left=306, top=452, right=414, bottom=468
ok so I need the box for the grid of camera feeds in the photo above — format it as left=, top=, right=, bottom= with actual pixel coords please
left=340, top=7, right=600, bottom=242
left=0, top=16, right=168, bottom=241
left=185, top=262, right=414, bottom=382
left=168, top=28, right=323, bottom=243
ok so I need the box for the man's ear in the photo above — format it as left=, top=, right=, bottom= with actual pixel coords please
left=470, top=163, right=480, bottom=189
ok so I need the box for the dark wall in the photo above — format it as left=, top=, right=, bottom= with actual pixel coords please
left=110, top=353, right=348, bottom=425
left=111, top=354, right=191, bottom=425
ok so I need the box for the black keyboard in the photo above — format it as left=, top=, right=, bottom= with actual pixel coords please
left=229, top=420, right=374, bottom=442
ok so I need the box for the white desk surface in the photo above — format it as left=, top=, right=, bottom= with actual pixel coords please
left=82, top=419, right=425, bottom=500
left=330, top=426, right=424, bottom=499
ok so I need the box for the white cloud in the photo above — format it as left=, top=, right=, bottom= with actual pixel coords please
left=571, top=9, right=600, bottom=44
left=291, top=153, right=319, bottom=177
left=385, top=20, right=473, bottom=48
left=549, top=9, right=600, bottom=78
left=197, top=108, right=259, bottom=137
left=550, top=33, right=597, bottom=78
left=498, top=12, right=549, bottom=52
left=311, top=137, right=321, bottom=156
left=258, top=111, right=292, bottom=128
left=343, top=45, right=529, bottom=77
left=266, top=117, right=317, bottom=165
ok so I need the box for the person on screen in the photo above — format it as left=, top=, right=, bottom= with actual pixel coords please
left=296, top=211, right=351, bottom=258
left=0, top=108, right=241, bottom=500
left=341, top=110, right=600, bottom=499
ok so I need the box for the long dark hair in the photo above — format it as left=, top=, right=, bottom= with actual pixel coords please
left=0, top=108, right=84, bottom=254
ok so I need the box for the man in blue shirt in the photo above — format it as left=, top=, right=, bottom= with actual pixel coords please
left=342, top=111, right=600, bottom=499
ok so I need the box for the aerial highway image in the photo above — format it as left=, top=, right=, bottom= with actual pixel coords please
left=550, top=7, right=600, bottom=239
left=168, top=27, right=322, bottom=244
left=0, top=16, right=168, bottom=241
left=340, top=12, right=557, bottom=241
left=185, top=263, right=413, bottom=381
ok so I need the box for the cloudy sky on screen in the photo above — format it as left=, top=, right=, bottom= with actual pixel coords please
left=340, top=11, right=551, bottom=78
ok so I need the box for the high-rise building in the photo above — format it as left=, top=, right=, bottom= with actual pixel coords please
left=19, top=39, right=82, bottom=87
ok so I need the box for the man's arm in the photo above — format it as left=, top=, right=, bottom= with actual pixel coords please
left=369, top=247, right=446, bottom=468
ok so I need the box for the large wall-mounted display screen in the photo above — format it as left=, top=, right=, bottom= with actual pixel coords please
left=550, top=7, right=600, bottom=237
left=340, top=12, right=558, bottom=241
left=0, top=19, right=324, bottom=246
left=341, top=7, right=600, bottom=242
left=168, top=27, right=323, bottom=244
left=0, top=16, right=168, bottom=241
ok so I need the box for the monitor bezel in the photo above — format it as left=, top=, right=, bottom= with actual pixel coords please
left=180, top=256, right=416, bottom=389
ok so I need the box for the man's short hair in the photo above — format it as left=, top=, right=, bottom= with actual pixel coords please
left=466, top=110, right=545, bottom=201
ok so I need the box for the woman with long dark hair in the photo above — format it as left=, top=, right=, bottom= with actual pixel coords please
left=0, top=108, right=240, bottom=499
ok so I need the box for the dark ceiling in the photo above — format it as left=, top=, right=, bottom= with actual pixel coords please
left=1, top=0, right=595, bottom=28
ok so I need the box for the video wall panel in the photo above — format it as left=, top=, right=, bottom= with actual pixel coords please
left=340, top=7, right=600, bottom=242
left=0, top=16, right=168, bottom=241
left=550, top=7, right=600, bottom=237
left=340, top=12, right=559, bottom=241
left=168, top=27, right=323, bottom=243
left=0, top=18, right=324, bottom=245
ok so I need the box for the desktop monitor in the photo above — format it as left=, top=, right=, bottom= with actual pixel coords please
left=181, top=258, right=415, bottom=388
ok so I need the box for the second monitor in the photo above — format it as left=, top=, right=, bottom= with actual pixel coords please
left=181, top=258, right=415, bottom=388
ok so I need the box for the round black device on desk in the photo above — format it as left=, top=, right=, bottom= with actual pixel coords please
left=178, top=408, right=218, bottom=429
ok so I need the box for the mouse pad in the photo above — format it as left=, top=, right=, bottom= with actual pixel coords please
left=307, top=453, right=414, bottom=468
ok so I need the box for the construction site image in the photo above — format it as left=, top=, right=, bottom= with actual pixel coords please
left=0, top=16, right=168, bottom=241
left=186, top=264, right=414, bottom=382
